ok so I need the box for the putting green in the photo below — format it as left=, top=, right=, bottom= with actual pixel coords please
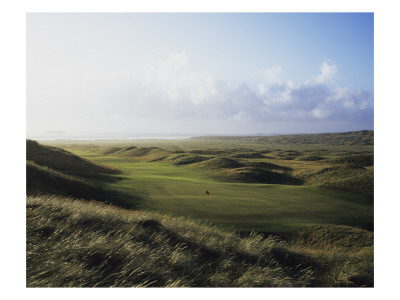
left=66, top=148, right=373, bottom=234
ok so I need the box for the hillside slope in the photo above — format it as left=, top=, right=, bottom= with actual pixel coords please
left=300, top=165, right=374, bottom=200
left=192, top=130, right=374, bottom=146
left=26, top=138, right=373, bottom=287
left=27, top=139, right=118, bottom=175
left=27, top=195, right=373, bottom=287
left=26, top=140, right=138, bottom=208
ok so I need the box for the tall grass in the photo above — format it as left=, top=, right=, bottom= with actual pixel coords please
left=26, top=160, right=139, bottom=209
left=27, top=135, right=373, bottom=287
left=26, top=139, right=118, bottom=175
left=27, top=195, right=373, bottom=287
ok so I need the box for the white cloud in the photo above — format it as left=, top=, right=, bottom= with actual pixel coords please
left=327, top=87, right=373, bottom=111
left=253, top=61, right=373, bottom=124
left=144, top=51, right=222, bottom=105
left=360, top=101, right=369, bottom=110
left=112, top=56, right=373, bottom=128
left=306, top=62, right=338, bottom=85
left=312, top=107, right=331, bottom=119
left=28, top=52, right=373, bottom=134
left=260, top=65, right=284, bottom=85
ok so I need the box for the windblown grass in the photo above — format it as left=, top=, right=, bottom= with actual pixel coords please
left=27, top=195, right=373, bottom=287
left=27, top=139, right=118, bottom=175
left=26, top=160, right=139, bottom=209
left=289, top=225, right=373, bottom=286
left=27, top=133, right=374, bottom=287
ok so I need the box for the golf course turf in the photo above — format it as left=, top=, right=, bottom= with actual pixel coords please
left=62, top=146, right=373, bottom=236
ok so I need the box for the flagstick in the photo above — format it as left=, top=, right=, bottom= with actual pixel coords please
left=204, top=194, right=206, bottom=208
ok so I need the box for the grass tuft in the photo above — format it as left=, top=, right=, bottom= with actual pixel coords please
left=27, top=195, right=373, bottom=287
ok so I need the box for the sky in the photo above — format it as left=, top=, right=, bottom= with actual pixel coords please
left=26, top=13, right=374, bottom=136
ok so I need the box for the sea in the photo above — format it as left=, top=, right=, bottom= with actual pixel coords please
left=26, top=132, right=200, bottom=141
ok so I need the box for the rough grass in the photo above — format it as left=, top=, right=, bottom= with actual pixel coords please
left=27, top=136, right=374, bottom=287
left=43, top=130, right=374, bottom=154
left=40, top=131, right=373, bottom=195
left=327, top=154, right=374, bottom=167
left=102, top=147, right=125, bottom=155
left=195, top=157, right=244, bottom=169
left=27, top=140, right=118, bottom=175
left=289, top=225, right=373, bottom=286
left=188, top=149, right=228, bottom=155
left=300, top=165, right=374, bottom=198
left=242, top=161, right=291, bottom=171
left=225, top=130, right=374, bottom=146
left=26, top=161, right=138, bottom=209
left=27, top=160, right=97, bottom=196
left=295, top=155, right=325, bottom=161
left=223, top=167, right=302, bottom=185
left=228, top=152, right=266, bottom=159
left=292, top=225, right=373, bottom=249
left=56, top=146, right=373, bottom=234
left=27, top=195, right=373, bottom=287
left=168, top=154, right=210, bottom=165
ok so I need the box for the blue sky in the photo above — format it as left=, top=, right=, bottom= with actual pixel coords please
left=27, top=13, right=374, bottom=135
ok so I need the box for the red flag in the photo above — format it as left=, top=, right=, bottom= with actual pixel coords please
left=205, top=190, right=210, bottom=195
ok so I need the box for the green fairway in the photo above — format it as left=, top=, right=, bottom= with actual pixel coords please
left=64, top=147, right=373, bottom=234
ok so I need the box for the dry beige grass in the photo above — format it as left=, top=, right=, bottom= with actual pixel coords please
left=27, top=195, right=373, bottom=287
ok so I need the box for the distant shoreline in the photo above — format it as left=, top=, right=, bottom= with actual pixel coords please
left=26, top=130, right=373, bottom=141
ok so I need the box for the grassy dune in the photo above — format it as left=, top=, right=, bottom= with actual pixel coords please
left=26, top=141, right=139, bottom=208
left=300, top=165, right=374, bottom=198
left=27, top=195, right=373, bottom=287
left=192, top=130, right=373, bottom=147
left=326, top=154, right=374, bottom=167
left=26, top=139, right=118, bottom=175
left=42, top=130, right=374, bottom=153
left=62, top=147, right=373, bottom=235
left=28, top=131, right=374, bottom=287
